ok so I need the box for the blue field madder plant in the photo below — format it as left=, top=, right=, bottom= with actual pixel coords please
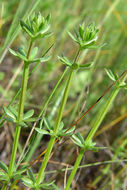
left=1, top=13, right=53, bottom=189
left=0, top=13, right=107, bottom=189
left=33, top=22, right=104, bottom=189
left=65, top=67, right=127, bottom=189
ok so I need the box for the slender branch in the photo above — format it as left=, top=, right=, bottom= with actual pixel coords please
left=36, top=69, right=74, bottom=185
left=8, top=39, right=33, bottom=177
left=65, top=71, right=127, bottom=190
left=29, top=69, right=127, bottom=167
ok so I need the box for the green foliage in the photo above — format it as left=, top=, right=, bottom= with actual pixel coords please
left=71, top=132, right=106, bottom=151
left=21, top=168, right=57, bottom=189
left=20, top=13, right=52, bottom=39
left=9, top=47, right=50, bottom=64
left=0, top=161, right=8, bottom=173
left=68, top=23, right=104, bottom=50
left=105, top=69, right=118, bottom=82
left=0, top=1, right=127, bottom=189
left=58, top=54, right=93, bottom=70
left=35, top=117, right=75, bottom=137
left=105, top=69, right=127, bottom=90
left=3, top=106, right=35, bottom=127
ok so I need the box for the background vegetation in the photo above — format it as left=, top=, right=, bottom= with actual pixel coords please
left=0, top=0, right=127, bottom=189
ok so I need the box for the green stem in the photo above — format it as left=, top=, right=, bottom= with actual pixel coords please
left=86, top=88, right=119, bottom=141
left=54, top=69, right=74, bottom=133
left=1, top=182, right=8, bottom=190
left=8, top=63, right=29, bottom=177
left=36, top=69, right=74, bottom=185
left=24, top=68, right=68, bottom=163
left=0, top=42, right=50, bottom=128
left=8, top=40, right=33, bottom=178
left=65, top=148, right=85, bottom=190
left=65, top=87, right=119, bottom=190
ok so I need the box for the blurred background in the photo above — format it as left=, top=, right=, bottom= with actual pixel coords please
left=0, top=0, right=127, bottom=189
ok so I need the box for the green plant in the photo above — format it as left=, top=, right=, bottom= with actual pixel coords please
left=0, top=14, right=107, bottom=189
left=65, top=69, right=127, bottom=190
left=33, top=21, right=102, bottom=187
left=0, top=2, right=126, bottom=188
left=1, top=13, right=51, bottom=189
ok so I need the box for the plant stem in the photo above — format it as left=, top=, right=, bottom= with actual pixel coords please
left=86, top=88, right=119, bottom=141
left=8, top=40, right=33, bottom=177
left=1, top=182, right=8, bottom=190
left=36, top=68, right=74, bottom=185
left=24, top=68, right=68, bottom=163
left=65, top=87, right=119, bottom=190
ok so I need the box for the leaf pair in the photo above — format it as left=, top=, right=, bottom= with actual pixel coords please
left=22, top=168, right=57, bottom=189
left=0, top=161, right=9, bottom=182
left=9, top=47, right=50, bottom=64
left=35, top=117, right=75, bottom=138
left=71, top=132, right=106, bottom=151
left=3, top=106, right=35, bottom=127
left=105, top=69, right=127, bottom=90
left=58, top=54, right=93, bottom=70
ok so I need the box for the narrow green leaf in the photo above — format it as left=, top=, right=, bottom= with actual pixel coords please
left=39, top=117, right=44, bottom=128
left=24, top=117, right=37, bottom=122
left=31, top=56, right=51, bottom=63
left=23, top=109, right=34, bottom=121
left=40, top=56, right=51, bottom=62
left=18, top=122, right=28, bottom=127
left=20, top=20, right=32, bottom=32
left=35, top=128, right=50, bottom=135
left=40, top=25, right=50, bottom=35
left=22, top=177, right=33, bottom=188
left=71, top=135, right=84, bottom=147
left=58, top=56, right=72, bottom=66
left=71, top=137, right=84, bottom=148
left=43, top=117, right=52, bottom=130
left=40, top=32, right=53, bottom=39
left=27, top=168, right=36, bottom=183
left=5, top=117, right=15, bottom=123
left=65, top=126, right=75, bottom=134
left=9, top=106, right=18, bottom=118
left=39, top=185, right=54, bottom=189
left=83, top=43, right=106, bottom=50
left=72, top=134, right=81, bottom=144
left=40, top=180, right=55, bottom=189
left=67, top=31, right=78, bottom=43
left=0, top=170, right=5, bottom=176
left=0, top=173, right=9, bottom=181
left=9, top=48, right=18, bottom=57
left=119, top=84, right=127, bottom=90
left=105, top=69, right=116, bottom=81
left=51, top=184, right=61, bottom=190
left=79, top=62, right=94, bottom=69
left=20, top=20, right=33, bottom=37
left=29, top=47, right=38, bottom=60
left=59, top=122, right=64, bottom=130
left=18, top=47, right=26, bottom=56
left=46, top=14, right=51, bottom=23
left=3, top=107, right=16, bottom=120
left=13, top=168, right=26, bottom=177
left=16, top=52, right=27, bottom=61
left=0, top=161, right=8, bottom=173
left=77, top=132, right=85, bottom=145
left=79, top=24, right=84, bottom=39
